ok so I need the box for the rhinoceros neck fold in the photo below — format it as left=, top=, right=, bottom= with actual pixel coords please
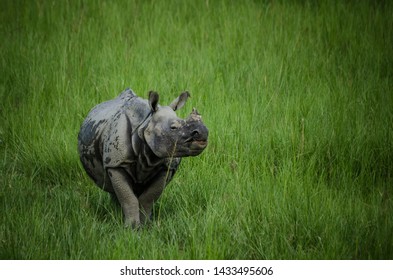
left=135, top=112, right=152, bottom=140
left=129, top=131, right=166, bottom=185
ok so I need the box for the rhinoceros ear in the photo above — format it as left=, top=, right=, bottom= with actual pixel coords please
left=169, top=91, right=190, bottom=111
left=148, top=91, right=159, bottom=112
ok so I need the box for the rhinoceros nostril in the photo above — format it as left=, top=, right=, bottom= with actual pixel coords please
left=191, top=130, right=200, bottom=137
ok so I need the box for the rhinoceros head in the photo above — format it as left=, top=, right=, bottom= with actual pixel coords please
left=143, top=91, right=208, bottom=158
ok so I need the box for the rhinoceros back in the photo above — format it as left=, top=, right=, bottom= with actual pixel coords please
left=78, top=89, right=137, bottom=146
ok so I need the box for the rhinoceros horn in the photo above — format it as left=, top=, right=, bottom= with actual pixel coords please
left=188, top=107, right=202, bottom=121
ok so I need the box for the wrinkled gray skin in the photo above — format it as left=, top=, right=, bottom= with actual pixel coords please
left=78, top=88, right=208, bottom=228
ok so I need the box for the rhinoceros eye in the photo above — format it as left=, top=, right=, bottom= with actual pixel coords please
left=170, top=120, right=181, bottom=130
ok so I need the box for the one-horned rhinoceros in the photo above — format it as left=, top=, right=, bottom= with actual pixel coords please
left=78, top=88, right=208, bottom=228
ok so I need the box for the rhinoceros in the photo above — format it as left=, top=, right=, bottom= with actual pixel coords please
left=77, top=88, right=208, bottom=228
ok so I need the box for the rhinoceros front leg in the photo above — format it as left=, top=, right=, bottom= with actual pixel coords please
left=138, top=171, right=169, bottom=224
left=107, top=167, right=140, bottom=228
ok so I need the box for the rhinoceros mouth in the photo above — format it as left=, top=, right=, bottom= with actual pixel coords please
left=191, top=140, right=207, bottom=148
left=185, top=139, right=208, bottom=152
left=184, top=137, right=208, bottom=148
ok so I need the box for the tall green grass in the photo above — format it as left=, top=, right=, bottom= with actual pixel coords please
left=1, top=0, right=392, bottom=259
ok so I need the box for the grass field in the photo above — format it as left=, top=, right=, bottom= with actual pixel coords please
left=1, top=0, right=392, bottom=259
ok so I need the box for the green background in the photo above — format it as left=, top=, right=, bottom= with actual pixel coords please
left=1, top=0, right=392, bottom=259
